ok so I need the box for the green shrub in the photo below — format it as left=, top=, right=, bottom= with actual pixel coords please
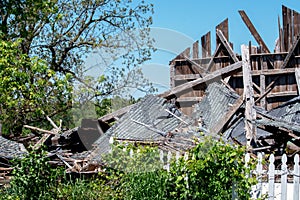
left=7, top=149, right=63, bottom=200
left=165, top=138, right=256, bottom=200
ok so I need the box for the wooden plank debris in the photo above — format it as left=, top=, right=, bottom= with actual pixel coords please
left=239, top=10, right=271, bottom=53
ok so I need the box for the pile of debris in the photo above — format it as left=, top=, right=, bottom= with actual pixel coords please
left=1, top=5, right=300, bottom=184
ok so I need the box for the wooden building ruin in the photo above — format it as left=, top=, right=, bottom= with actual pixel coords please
left=163, top=5, right=300, bottom=116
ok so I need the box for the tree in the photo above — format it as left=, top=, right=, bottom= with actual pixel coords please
left=0, top=0, right=155, bottom=135
left=0, top=0, right=154, bottom=90
left=0, top=39, right=72, bottom=135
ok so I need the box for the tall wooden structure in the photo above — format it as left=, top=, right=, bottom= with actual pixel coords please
left=166, top=5, right=300, bottom=116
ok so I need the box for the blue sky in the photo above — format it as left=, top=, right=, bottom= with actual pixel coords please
left=139, top=0, right=300, bottom=95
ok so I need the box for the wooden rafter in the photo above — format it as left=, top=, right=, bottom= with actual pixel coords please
left=238, top=10, right=271, bottom=53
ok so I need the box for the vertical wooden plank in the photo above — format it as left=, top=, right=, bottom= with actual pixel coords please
left=193, top=40, right=199, bottom=59
left=281, top=154, right=287, bottom=200
left=283, top=5, right=288, bottom=52
left=295, top=68, right=300, bottom=94
left=242, top=44, right=257, bottom=145
left=268, top=154, right=275, bottom=200
left=283, top=5, right=293, bottom=51
left=293, top=154, right=299, bottom=200
left=279, top=15, right=283, bottom=52
left=294, top=10, right=300, bottom=39
left=201, top=31, right=211, bottom=58
left=216, top=18, right=229, bottom=47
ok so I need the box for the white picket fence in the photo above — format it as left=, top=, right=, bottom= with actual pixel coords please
left=160, top=151, right=300, bottom=199
left=248, top=153, right=300, bottom=200
left=119, top=147, right=300, bottom=199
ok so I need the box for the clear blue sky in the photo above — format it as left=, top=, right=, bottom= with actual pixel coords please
left=139, top=0, right=300, bottom=95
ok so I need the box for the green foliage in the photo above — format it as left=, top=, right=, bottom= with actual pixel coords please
left=0, top=39, right=72, bottom=135
left=166, top=138, right=256, bottom=200
left=1, top=139, right=257, bottom=200
left=102, top=143, right=167, bottom=200
left=8, top=149, right=63, bottom=200
left=0, top=0, right=155, bottom=136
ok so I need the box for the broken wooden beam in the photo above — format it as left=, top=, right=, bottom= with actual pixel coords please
left=216, top=30, right=239, bottom=62
left=238, top=10, right=271, bottom=53
left=159, top=61, right=243, bottom=99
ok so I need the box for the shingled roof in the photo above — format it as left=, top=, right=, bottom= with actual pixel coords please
left=0, top=136, right=27, bottom=160
left=89, top=95, right=194, bottom=162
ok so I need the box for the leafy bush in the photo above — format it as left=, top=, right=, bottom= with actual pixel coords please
left=165, top=138, right=256, bottom=200
left=0, top=138, right=256, bottom=200
left=7, top=149, right=63, bottom=200
left=102, top=143, right=167, bottom=200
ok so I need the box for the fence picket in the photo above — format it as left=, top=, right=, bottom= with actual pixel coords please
left=293, top=154, right=299, bottom=200
left=269, top=154, right=275, bottom=200
left=281, top=154, right=287, bottom=200
left=166, top=151, right=172, bottom=172
left=257, top=153, right=263, bottom=198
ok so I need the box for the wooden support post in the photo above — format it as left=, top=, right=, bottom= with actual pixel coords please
left=239, top=10, right=271, bottom=53
left=241, top=44, right=257, bottom=147
left=296, top=68, right=300, bottom=94
left=216, top=30, right=239, bottom=62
